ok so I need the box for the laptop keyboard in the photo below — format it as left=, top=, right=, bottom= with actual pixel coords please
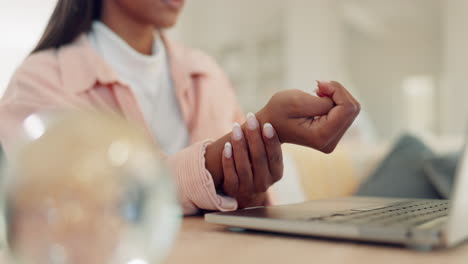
left=309, top=200, right=449, bottom=227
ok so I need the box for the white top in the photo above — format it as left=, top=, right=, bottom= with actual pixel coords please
left=88, top=21, right=189, bottom=155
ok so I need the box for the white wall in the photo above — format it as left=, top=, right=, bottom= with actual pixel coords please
left=441, top=0, right=468, bottom=136
left=284, top=0, right=348, bottom=90
left=283, top=0, right=377, bottom=142
left=176, top=0, right=439, bottom=141
left=345, top=15, right=442, bottom=138
left=1, top=0, right=466, bottom=140
left=173, top=0, right=285, bottom=112
left=0, top=0, right=57, bottom=95
left=174, top=0, right=356, bottom=111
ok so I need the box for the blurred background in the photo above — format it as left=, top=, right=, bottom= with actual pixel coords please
left=1, top=0, right=467, bottom=209
left=1, top=0, right=468, bottom=142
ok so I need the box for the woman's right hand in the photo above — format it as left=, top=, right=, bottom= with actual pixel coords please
left=221, top=114, right=283, bottom=208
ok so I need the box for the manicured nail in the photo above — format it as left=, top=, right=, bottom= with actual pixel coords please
left=224, top=142, right=232, bottom=158
left=232, top=122, right=243, bottom=141
left=246, top=112, right=258, bottom=130
left=263, top=123, right=275, bottom=139
left=317, top=80, right=332, bottom=95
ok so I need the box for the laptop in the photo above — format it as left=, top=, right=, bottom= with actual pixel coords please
left=205, top=138, right=468, bottom=250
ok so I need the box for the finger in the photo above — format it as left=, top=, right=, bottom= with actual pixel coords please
left=320, top=113, right=356, bottom=153
left=222, top=142, right=239, bottom=197
left=320, top=82, right=361, bottom=152
left=314, top=81, right=361, bottom=138
left=321, top=83, right=362, bottom=152
left=316, top=91, right=327, bottom=97
left=314, top=82, right=329, bottom=98
left=237, top=192, right=267, bottom=209
left=318, top=81, right=360, bottom=109
left=282, top=90, right=335, bottom=118
left=262, top=123, right=283, bottom=183
left=317, top=81, right=359, bottom=117
left=285, top=105, right=359, bottom=152
left=231, top=122, right=254, bottom=195
left=245, top=112, right=271, bottom=193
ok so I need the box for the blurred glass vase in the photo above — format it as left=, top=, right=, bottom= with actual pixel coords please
left=1, top=111, right=181, bottom=264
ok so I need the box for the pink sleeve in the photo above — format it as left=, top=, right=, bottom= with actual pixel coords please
left=182, top=51, right=273, bottom=212
left=0, top=53, right=68, bottom=159
left=168, top=139, right=238, bottom=215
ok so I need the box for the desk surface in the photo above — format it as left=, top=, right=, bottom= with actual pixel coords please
left=165, top=217, right=468, bottom=264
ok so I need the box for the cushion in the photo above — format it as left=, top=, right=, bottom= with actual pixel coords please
left=283, top=143, right=359, bottom=200
left=423, top=151, right=461, bottom=199
left=356, top=134, right=443, bottom=199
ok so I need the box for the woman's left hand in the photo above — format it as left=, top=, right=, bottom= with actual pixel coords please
left=221, top=113, right=283, bottom=208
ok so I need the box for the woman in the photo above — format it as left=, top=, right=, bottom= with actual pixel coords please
left=0, top=0, right=360, bottom=215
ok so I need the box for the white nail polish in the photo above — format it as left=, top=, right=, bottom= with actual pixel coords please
left=246, top=112, right=258, bottom=130
left=224, top=142, right=232, bottom=158
left=232, top=122, right=243, bottom=141
left=263, top=123, right=275, bottom=139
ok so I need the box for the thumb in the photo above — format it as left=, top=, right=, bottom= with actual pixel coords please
left=287, top=90, right=335, bottom=118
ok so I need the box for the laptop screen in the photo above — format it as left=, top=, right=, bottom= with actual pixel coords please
left=446, top=134, right=468, bottom=245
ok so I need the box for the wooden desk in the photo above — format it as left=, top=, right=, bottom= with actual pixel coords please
left=165, top=217, right=468, bottom=264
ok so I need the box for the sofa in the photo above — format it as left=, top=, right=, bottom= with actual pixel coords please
left=270, top=134, right=464, bottom=205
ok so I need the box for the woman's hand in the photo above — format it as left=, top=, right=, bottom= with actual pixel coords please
left=256, top=81, right=360, bottom=153
left=205, top=80, right=360, bottom=208
left=221, top=114, right=283, bottom=208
